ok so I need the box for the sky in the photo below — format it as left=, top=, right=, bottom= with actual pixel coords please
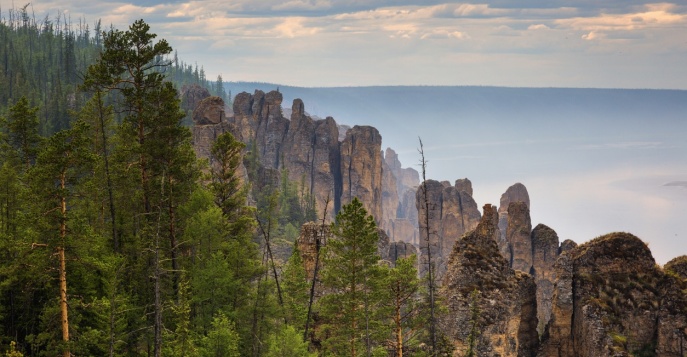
left=3, top=1, right=686, bottom=263
left=10, top=0, right=687, bottom=89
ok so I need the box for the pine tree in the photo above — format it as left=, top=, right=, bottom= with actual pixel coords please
left=387, top=255, right=423, bottom=357
left=29, top=119, right=95, bottom=357
left=3, top=96, right=42, bottom=169
left=318, top=198, right=389, bottom=357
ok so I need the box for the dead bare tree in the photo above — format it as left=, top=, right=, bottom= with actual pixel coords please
left=418, top=137, right=437, bottom=355
left=303, top=194, right=330, bottom=342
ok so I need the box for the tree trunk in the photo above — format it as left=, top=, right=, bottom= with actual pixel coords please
left=59, top=173, right=70, bottom=357
left=395, top=282, right=403, bottom=357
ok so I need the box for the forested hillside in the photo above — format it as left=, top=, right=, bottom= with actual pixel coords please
left=0, top=10, right=433, bottom=357
left=0, top=5, right=228, bottom=133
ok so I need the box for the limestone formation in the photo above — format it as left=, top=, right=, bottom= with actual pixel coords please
left=441, top=204, right=539, bottom=357
left=531, top=224, right=560, bottom=334
left=454, top=178, right=473, bottom=196
left=507, top=201, right=533, bottom=273
left=296, top=222, right=330, bottom=283
left=539, top=232, right=687, bottom=357
left=559, top=239, right=578, bottom=254
left=180, top=83, right=211, bottom=114
left=282, top=99, right=340, bottom=220
left=388, top=241, right=418, bottom=266
left=497, top=183, right=530, bottom=262
left=340, top=125, right=383, bottom=221
left=254, top=90, right=289, bottom=169
left=416, top=179, right=481, bottom=280
left=191, top=96, right=233, bottom=160
left=665, top=255, right=687, bottom=279
left=231, top=91, right=260, bottom=143
left=380, top=148, right=420, bottom=244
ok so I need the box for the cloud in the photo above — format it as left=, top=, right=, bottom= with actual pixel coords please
left=274, top=17, right=321, bottom=37
left=528, top=24, right=550, bottom=30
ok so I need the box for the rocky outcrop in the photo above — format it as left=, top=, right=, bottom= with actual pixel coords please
left=380, top=148, right=420, bottom=244
left=539, top=233, right=687, bottom=357
left=559, top=239, right=578, bottom=254
left=254, top=91, right=290, bottom=169
left=416, top=179, right=481, bottom=279
left=665, top=255, right=687, bottom=279
left=497, top=183, right=530, bottom=262
left=507, top=201, right=533, bottom=273
left=296, top=222, right=330, bottom=282
left=281, top=99, right=341, bottom=220
left=181, top=83, right=211, bottom=114
left=220, top=91, right=412, bottom=225
left=191, top=96, right=233, bottom=160
left=531, top=224, right=560, bottom=334
left=441, top=204, right=539, bottom=357
left=340, top=126, right=383, bottom=220
left=388, top=241, right=418, bottom=266
left=231, top=91, right=260, bottom=143
left=454, top=178, right=473, bottom=196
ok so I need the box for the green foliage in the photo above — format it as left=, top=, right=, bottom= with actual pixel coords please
left=464, top=289, right=481, bottom=357
left=282, top=245, right=310, bottom=329
left=265, top=325, right=315, bottom=357
left=318, top=198, right=390, bottom=356
left=199, top=313, right=240, bottom=357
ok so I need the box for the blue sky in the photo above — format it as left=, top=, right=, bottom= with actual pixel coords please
left=13, top=0, right=687, bottom=88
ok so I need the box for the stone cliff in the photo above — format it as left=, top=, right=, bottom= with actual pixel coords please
left=193, top=89, right=418, bottom=240
left=340, top=125, right=383, bottom=221
left=539, top=232, right=687, bottom=357
left=531, top=224, right=560, bottom=335
left=497, top=182, right=530, bottom=263
left=441, top=204, right=539, bottom=357
left=416, top=179, right=481, bottom=280
left=381, top=148, right=420, bottom=245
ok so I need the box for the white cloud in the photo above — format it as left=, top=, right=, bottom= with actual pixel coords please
left=528, top=24, right=550, bottom=30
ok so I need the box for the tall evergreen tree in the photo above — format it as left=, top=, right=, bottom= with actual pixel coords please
left=318, top=198, right=389, bottom=357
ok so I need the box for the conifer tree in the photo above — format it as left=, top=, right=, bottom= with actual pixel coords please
left=318, top=197, right=389, bottom=357
left=29, top=119, right=94, bottom=357
left=387, top=255, right=423, bottom=357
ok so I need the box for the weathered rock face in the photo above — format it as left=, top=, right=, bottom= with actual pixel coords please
left=531, top=224, right=560, bottom=334
left=197, top=91, right=417, bottom=244
left=340, top=125, right=383, bottom=220
left=559, top=239, right=578, bottom=254
left=231, top=91, right=260, bottom=143
left=507, top=201, right=533, bottom=273
left=388, top=241, right=418, bottom=266
left=281, top=99, right=341, bottom=220
left=441, top=204, right=539, bottom=357
left=454, top=178, right=473, bottom=196
left=180, top=83, right=211, bottom=114
left=539, top=233, right=687, bottom=357
left=497, top=183, right=530, bottom=262
left=665, top=255, right=687, bottom=279
left=193, top=96, right=226, bottom=125
left=416, top=179, right=481, bottom=279
left=191, top=96, right=234, bottom=160
left=255, top=91, right=289, bottom=169
left=296, top=222, right=330, bottom=283
left=380, top=148, right=420, bottom=244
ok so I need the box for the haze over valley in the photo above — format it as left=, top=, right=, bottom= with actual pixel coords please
left=227, top=83, right=687, bottom=264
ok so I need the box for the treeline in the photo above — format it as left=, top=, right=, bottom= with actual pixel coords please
left=0, top=5, right=227, bottom=135
left=0, top=16, right=449, bottom=357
